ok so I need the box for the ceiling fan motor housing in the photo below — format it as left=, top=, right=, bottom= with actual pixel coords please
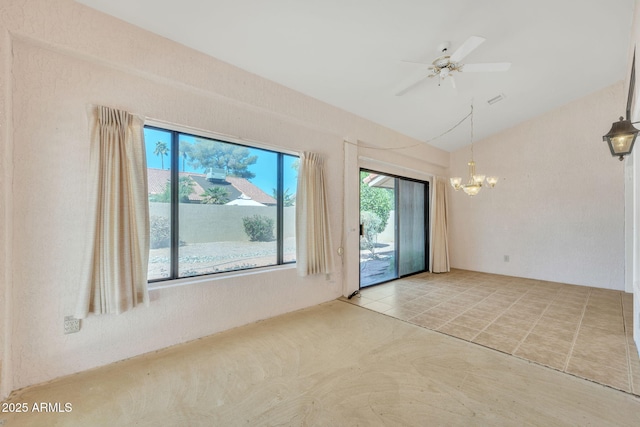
left=433, top=56, right=452, bottom=68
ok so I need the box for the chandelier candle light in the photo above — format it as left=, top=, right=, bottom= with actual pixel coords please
left=450, top=104, right=498, bottom=196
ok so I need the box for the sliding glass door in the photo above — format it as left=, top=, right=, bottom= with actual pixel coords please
left=398, top=179, right=426, bottom=277
left=359, top=169, right=428, bottom=288
left=359, top=171, right=397, bottom=286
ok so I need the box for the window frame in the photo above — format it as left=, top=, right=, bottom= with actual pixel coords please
left=144, top=121, right=298, bottom=284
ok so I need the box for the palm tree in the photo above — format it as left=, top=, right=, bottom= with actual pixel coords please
left=178, top=176, right=196, bottom=202
left=154, top=141, right=169, bottom=169
left=179, top=142, right=191, bottom=172
left=271, top=187, right=296, bottom=207
left=150, top=176, right=196, bottom=203
left=201, top=187, right=231, bottom=204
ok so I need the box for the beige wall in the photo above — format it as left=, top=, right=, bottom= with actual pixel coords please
left=0, top=0, right=448, bottom=397
left=627, top=0, right=640, bottom=350
left=448, top=83, right=626, bottom=289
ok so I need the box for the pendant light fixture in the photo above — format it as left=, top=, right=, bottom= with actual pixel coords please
left=450, top=104, right=497, bottom=196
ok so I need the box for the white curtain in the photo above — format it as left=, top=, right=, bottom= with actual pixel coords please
left=431, top=177, right=450, bottom=273
left=76, top=106, right=150, bottom=318
left=296, top=152, right=333, bottom=276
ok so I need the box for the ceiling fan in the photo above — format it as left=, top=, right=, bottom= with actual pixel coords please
left=395, top=36, right=511, bottom=95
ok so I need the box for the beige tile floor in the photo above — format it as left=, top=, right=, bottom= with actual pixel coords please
left=345, top=269, right=640, bottom=395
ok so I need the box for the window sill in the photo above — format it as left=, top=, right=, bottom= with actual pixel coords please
left=148, top=263, right=297, bottom=291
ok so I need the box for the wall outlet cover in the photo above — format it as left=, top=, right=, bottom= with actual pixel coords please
left=64, top=315, right=80, bottom=334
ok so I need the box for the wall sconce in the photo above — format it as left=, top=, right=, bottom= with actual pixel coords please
left=606, top=49, right=638, bottom=161
left=603, top=117, right=639, bottom=161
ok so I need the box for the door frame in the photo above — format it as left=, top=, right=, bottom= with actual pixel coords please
left=358, top=168, right=430, bottom=289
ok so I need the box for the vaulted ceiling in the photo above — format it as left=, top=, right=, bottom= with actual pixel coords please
left=77, top=0, right=635, bottom=151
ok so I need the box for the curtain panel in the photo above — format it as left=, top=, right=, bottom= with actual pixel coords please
left=296, top=152, right=333, bottom=276
left=431, top=177, right=450, bottom=273
left=76, top=106, right=150, bottom=318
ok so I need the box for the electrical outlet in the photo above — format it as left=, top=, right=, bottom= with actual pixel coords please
left=64, top=316, right=80, bottom=334
left=504, top=255, right=510, bottom=262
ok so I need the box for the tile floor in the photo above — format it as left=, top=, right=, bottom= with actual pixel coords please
left=344, top=269, right=640, bottom=395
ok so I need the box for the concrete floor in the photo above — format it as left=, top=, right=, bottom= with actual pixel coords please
left=1, top=299, right=639, bottom=426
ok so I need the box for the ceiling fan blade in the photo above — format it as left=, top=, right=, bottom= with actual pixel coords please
left=450, top=36, right=486, bottom=63
left=461, top=62, right=511, bottom=72
left=395, top=73, right=432, bottom=96
left=400, top=59, right=432, bottom=66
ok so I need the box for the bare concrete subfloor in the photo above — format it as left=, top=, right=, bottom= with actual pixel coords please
left=2, top=299, right=640, bottom=426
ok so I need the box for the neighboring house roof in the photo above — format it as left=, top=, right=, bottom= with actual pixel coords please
left=225, top=176, right=276, bottom=205
left=147, top=168, right=276, bottom=205
left=190, top=174, right=240, bottom=202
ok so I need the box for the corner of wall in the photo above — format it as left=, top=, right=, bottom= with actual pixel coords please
left=0, top=27, right=14, bottom=400
left=628, top=0, right=640, bottom=358
left=342, top=138, right=359, bottom=297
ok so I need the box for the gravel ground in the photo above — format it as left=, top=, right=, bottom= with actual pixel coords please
left=148, top=237, right=296, bottom=280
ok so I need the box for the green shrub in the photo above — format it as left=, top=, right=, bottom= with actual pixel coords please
left=242, top=215, right=275, bottom=242
left=150, top=215, right=171, bottom=249
left=360, top=210, right=383, bottom=258
left=360, top=171, right=392, bottom=233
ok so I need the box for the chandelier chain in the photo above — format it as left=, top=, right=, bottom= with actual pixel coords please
left=345, top=109, right=472, bottom=151
left=470, top=104, right=474, bottom=159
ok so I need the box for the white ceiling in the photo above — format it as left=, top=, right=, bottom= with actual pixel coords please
left=76, top=0, right=635, bottom=152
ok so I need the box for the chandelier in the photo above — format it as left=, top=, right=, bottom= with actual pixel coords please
left=450, top=104, right=498, bottom=196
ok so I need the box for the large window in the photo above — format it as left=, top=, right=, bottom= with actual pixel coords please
left=145, top=125, right=297, bottom=282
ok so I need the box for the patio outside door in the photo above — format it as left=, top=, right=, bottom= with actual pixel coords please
left=359, top=170, right=428, bottom=288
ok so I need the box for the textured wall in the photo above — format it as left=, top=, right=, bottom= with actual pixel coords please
left=627, top=0, right=640, bottom=350
left=0, top=0, right=448, bottom=396
left=0, top=8, right=10, bottom=398
left=448, top=84, right=626, bottom=289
